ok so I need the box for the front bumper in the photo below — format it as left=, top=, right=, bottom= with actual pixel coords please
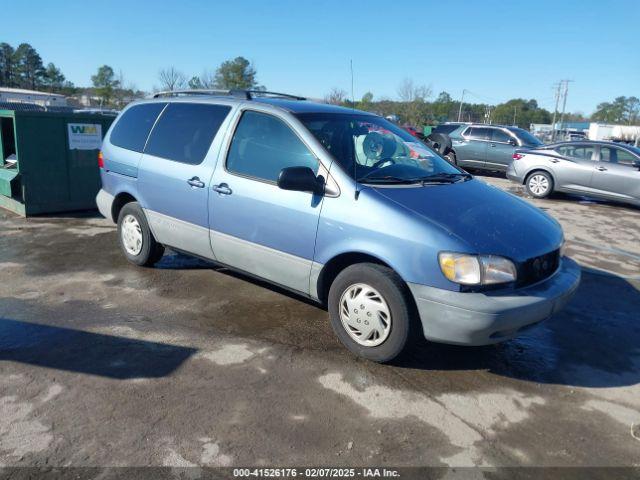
left=407, top=257, right=581, bottom=345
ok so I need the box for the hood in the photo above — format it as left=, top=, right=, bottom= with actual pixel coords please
left=369, top=178, right=563, bottom=262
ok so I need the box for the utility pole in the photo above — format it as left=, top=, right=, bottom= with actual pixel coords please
left=513, top=106, right=517, bottom=126
left=457, top=89, right=466, bottom=122
left=558, top=80, right=572, bottom=138
left=551, top=82, right=562, bottom=141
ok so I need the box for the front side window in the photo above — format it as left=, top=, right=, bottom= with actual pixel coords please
left=110, top=103, right=166, bottom=152
left=511, top=128, right=543, bottom=147
left=297, top=112, right=463, bottom=184
left=145, top=103, right=231, bottom=165
left=491, top=129, right=512, bottom=143
left=600, top=147, right=637, bottom=165
left=226, top=111, right=318, bottom=182
left=556, top=144, right=596, bottom=161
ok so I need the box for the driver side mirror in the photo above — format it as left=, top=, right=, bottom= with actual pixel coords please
left=633, top=160, right=640, bottom=170
left=277, top=166, right=324, bottom=195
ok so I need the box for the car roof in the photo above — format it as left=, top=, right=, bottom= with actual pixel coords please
left=542, top=140, right=637, bottom=149
left=130, top=91, right=376, bottom=116
left=252, top=97, right=374, bottom=115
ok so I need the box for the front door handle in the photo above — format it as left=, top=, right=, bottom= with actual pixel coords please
left=212, top=183, right=232, bottom=195
left=597, top=166, right=608, bottom=171
left=187, top=176, right=205, bottom=188
left=489, top=143, right=496, bottom=147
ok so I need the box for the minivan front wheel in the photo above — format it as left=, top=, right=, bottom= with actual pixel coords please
left=117, top=202, right=165, bottom=267
left=526, top=171, right=553, bottom=198
left=328, top=263, right=417, bottom=362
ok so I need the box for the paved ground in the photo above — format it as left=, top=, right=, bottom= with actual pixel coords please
left=1, top=174, right=639, bottom=471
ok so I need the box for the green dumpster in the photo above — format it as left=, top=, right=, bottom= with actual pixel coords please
left=0, top=108, right=115, bottom=216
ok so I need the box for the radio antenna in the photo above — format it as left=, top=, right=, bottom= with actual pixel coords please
left=350, top=59, right=360, bottom=200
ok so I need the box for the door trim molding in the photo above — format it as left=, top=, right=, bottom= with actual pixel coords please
left=144, top=209, right=216, bottom=261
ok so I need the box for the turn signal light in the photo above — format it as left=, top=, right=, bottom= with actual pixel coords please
left=98, top=151, right=104, bottom=169
left=512, top=153, right=524, bottom=160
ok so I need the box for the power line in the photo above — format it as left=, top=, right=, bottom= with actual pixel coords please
left=551, top=82, right=562, bottom=141
left=558, top=80, right=573, bottom=135
left=551, top=80, right=572, bottom=140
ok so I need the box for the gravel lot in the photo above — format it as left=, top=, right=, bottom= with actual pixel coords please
left=1, top=174, right=639, bottom=472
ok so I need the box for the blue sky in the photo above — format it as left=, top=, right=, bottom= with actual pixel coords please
left=3, top=0, right=639, bottom=114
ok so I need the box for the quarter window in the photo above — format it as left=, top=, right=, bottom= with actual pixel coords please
left=110, top=103, right=166, bottom=152
left=226, top=111, right=318, bottom=182
left=145, top=103, right=231, bottom=165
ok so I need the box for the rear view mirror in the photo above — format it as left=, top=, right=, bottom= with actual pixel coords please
left=508, top=138, right=518, bottom=146
left=277, top=166, right=324, bottom=194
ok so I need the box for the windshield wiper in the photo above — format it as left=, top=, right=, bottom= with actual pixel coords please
left=358, top=172, right=472, bottom=185
left=358, top=175, right=422, bottom=184
left=417, top=172, right=472, bottom=184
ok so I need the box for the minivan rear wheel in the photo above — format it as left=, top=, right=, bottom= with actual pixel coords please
left=328, top=263, right=417, bottom=362
left=526, top=171, right=553, bottom=198
left=117, top=202, right=165, bottom=267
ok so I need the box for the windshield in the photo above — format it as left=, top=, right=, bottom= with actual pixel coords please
left=625, top=145, right=640, bottom=157
left=512, top=128, right=544, bottom=146
left=296, top=112, right=464, bottom=184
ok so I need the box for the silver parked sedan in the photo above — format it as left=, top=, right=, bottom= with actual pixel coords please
left=506, top=141, right=640, bottom=207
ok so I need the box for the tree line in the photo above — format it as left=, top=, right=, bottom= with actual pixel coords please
left=0, top=42, right=69, bottom=91
left=1, top=41, right=637, bottom=126
left=326, top=80, right=639, bottom=128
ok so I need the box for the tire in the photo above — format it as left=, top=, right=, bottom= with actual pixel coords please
left=445, top=151, right=457, bottom=165
left=525, top=171, right=554, bottom=199
left=427, top=133, right=452, bottom=155
left=328, top=263, right=418, bottom=363
left=117, top=202, right=165, bottom=267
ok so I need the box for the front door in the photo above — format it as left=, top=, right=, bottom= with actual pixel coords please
left=485, top=128, right=516, bottom=170
left=137, top=102, right=232, bottom=260
left=590, top=146, right=640, bottom=202
left=208, top=109, right=324, bottom=294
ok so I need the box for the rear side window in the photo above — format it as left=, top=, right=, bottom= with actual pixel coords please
left=465, top=127, right=491, bottom=140
left=145, top=103, right=231, bottom=165
left=433, top=124, right=460, bottom=135
left=226, top=110, right=317, bottom=182
left=110, top=103, right=166, bottom=152
left=556, top=144, right=596, bottom=160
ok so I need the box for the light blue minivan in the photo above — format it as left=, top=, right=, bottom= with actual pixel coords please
left=96, top=90, right=580, bottom=362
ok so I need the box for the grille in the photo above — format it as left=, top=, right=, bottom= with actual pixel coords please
left=517, top=249, right=560, bottom=287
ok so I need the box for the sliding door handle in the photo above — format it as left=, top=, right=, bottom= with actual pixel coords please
left=212, top=183, right=232, bottom=195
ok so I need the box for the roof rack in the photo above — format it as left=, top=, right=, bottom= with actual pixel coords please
left=152, top=89, right=233, bottom=98
left=151, top=89, right=306, bottom=101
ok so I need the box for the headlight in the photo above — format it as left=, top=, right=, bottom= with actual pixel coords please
left=439, top=252, right=517, bottom=286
